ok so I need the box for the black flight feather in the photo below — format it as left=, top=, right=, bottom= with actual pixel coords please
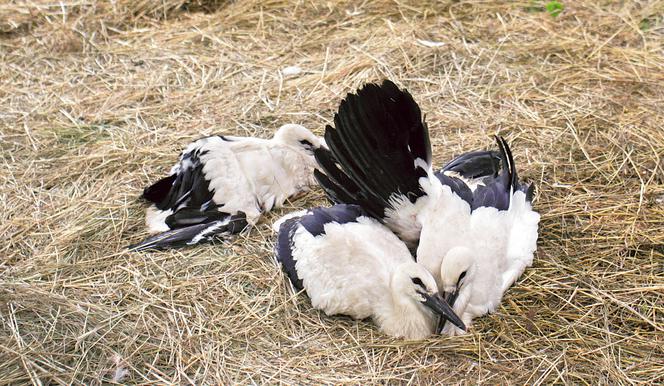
left=441, top=150, right=501, bottom=179
left=314, top=147, right=385, bottom=218
left=494, top=136, right=536, bottom=204
left=146, top=146, right=215, bottom=212
left=142, top=174, right=176, bottom=204
left=470, top=136, right=514, bottom=211
left=432, top=149, right=507, bottom=207
left=315, top=80, right=431, bottom=220
left=164, top=205, right=232, bottom=229
left=495, top=136, right=518, bottom=193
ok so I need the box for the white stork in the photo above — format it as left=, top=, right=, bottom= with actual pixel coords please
left=273, top=204, right=465, bottom=340
left=128, top=124, right=326, bottom=251
left=313, top=80, right=540, bottom=334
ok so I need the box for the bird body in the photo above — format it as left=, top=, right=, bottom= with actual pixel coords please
left=129, top=124, right=325, bottom=251
left=417, top=153, right=540, bottom=335
left=428, top=140, right=540, bottom=334
left=275, top=205, right=465, bottom=340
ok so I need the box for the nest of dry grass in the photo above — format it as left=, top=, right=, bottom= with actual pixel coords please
left=1, top=0, right=663, bottom=384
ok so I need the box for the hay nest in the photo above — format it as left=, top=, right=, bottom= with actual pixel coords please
left=1, top=0, right=663, bottom=384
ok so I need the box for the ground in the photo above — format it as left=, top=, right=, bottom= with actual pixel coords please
left=1, top=0, right=663, bottom=384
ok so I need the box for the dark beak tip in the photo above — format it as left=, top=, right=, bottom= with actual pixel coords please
left=435, top=316, right=465, bottom=336
left=449, top=316, right=465, bottom=332
left=421, top=292, right=465, bottom=333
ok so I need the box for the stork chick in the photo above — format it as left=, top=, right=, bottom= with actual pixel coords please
left=129, top=124, right=325, bottom=251
left=438, top=188, right=540, bottom=335
left=274, top=204, right=465, bottom=340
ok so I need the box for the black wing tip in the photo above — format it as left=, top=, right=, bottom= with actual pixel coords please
left=127, top=214, right=248, bottom=252
left=142, top=174, right=176, bottom=204
left=441, top=150, right=503, bottom=179
left=352, top=79, right=413, bottom=104
left=351, top=79, right=397, bottom=95
left=381, top=78, right=398, bottom=88
left=126, top=234, right=171, bottom=252
left=275, top=216, right=305, bottom=292
left=313, top=146, right=333, bottom=165
left=494, top=135, right=517, bottom=191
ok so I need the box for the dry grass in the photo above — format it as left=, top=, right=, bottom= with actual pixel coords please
left=1, top=0, right=663, bottom=384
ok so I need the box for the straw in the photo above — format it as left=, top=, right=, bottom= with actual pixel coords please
left=1, top=0, right=662, bottom=384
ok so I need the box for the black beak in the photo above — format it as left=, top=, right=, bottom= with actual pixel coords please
left=436, top=287, right=461, bottom=334
left=419, top=291, right=465, bottom=333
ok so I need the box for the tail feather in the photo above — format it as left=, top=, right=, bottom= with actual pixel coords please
left=127, top=213, right=248, bottom=251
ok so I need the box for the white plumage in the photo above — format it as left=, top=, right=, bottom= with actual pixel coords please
left=129, top=124, right=326, bottom=251
left=419, top=180, right=540, bottom=334
left=274, top=205, right=465, bottom=340
left=416, top=156, right=540, bottom=335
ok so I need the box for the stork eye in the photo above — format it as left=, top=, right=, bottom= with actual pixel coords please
left=411, top=277, right=425, bottom=289
left=299, top=139, right=314, bottom=150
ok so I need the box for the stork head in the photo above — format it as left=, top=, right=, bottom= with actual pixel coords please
left=392, top=263, right=466, bottom=332
left=440, top=246, right=475, bottom=302
left=273, top=124, right=326, bottom=152
left=433, top=246, right=475, bottom=334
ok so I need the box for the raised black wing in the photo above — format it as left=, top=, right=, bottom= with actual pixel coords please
left=314, top=80, right=431, bottom=220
